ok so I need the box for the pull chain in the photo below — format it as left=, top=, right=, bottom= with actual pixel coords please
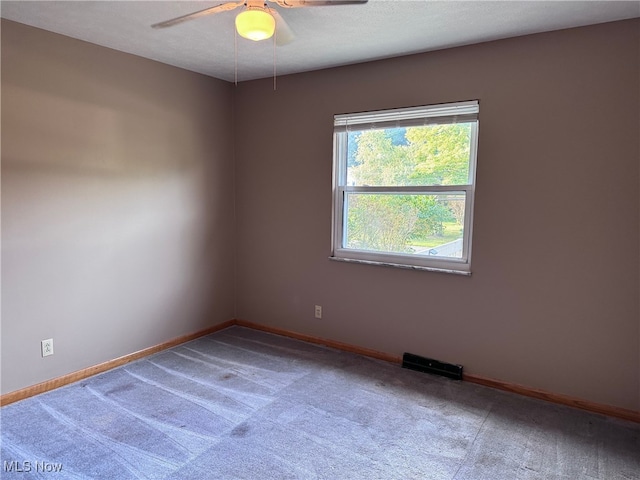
left=273, top=24, right=277, bottom=91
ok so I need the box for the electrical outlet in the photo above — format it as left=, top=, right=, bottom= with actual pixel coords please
left=41, top=338, right=54, bottom=357
left=314, top=305, right=322, bottom=319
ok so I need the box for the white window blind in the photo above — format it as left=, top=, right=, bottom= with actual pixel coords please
left=334, top=100, right=479, bottom=132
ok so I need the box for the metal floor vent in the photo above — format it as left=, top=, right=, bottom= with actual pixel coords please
left=402, top=353, right=463, bottom=380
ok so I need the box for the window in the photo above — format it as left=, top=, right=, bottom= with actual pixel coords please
left=331, top=100, right=479, bottom=274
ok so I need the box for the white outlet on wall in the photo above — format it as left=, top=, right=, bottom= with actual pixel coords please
left=41, top=338, right=54, bottom=357
left=314, top=305, right=322, bottom=319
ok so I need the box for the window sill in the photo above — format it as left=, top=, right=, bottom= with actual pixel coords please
left=328, top=256, right=472, bottom=276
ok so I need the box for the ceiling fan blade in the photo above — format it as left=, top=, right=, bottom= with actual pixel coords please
left=151, top=1, right=245, bottom=29
left=271, top=10, right=295, bottom=46
left=269, top=0, right=367, bottom=8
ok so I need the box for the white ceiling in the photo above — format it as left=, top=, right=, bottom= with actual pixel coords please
left=1, top=1, right=638, bottom=82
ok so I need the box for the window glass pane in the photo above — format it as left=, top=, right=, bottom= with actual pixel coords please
left=345, top=193, right=466, bottom=258
left=346, top=123, right=473, bottom=187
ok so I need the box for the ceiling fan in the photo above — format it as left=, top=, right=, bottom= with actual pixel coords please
left=152, top=0, right=368, bottom=45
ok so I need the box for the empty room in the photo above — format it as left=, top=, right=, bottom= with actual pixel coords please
left=1, top=1, right=639, bottom=478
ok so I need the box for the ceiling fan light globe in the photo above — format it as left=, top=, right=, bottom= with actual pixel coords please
left=235, top=9, right=276, bottom=41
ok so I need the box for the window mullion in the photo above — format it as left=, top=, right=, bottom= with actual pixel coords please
left=344, top=185, right=471, bottom=194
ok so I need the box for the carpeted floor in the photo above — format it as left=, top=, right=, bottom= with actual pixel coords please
left=1, top=326, right=639, bottom=479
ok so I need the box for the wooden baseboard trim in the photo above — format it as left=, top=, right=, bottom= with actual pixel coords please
left=234, top=319, right=403, bottom=364
left=0, top=320, right=235, bottom=407
left=235, top=319, right=639, bottom=424
left=463, top=373, right=640, bottom=423
left=3, top=318, right=639, bottom=424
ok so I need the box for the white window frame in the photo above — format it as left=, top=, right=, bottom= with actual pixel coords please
left=331, top=100, right=479, bottom=275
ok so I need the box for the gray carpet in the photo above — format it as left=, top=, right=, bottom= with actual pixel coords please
left=1, top=326, right=639, bottom=479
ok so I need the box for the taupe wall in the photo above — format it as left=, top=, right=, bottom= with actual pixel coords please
left=2, top=18, right=639, bottom=412
left=1, top=20, right=236, bottom=394
left=234, top=20, right=640, bottom=410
